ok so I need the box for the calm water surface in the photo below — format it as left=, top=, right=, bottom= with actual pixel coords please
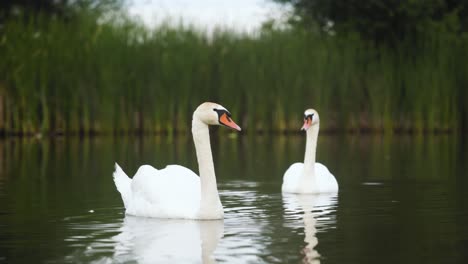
left=0, top=134, right=467, bottom=263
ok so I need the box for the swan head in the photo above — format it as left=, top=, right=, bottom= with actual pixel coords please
left=194, top=102, right=241, bottom=131
left=301, top=109, right=319, bottom=131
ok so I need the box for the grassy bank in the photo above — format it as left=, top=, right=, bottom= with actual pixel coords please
left=1, top=14, right=467, bottom=135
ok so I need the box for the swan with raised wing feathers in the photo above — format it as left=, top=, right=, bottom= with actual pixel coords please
left=282, top=109, right=338, bottom=194
left=113, top=102, right=241, bottom=219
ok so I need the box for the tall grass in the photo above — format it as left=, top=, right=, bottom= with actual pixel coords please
left=0, top=13, right=467, bottom=136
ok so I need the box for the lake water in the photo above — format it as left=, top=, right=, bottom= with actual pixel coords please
left=0, top=134, right=467, bottom=263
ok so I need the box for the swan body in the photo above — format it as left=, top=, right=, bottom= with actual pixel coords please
left=282, top=162, right=337, bottom=193
left=114, top=164, right=204, bottom=219
left=282, top=109, right=338, bottom=194
left=113, top=102, right=241, bottom=219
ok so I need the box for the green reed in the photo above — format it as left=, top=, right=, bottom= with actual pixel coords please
left=0, top=13, right=467, bottom=136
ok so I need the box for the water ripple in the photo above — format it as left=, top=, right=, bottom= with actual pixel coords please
left=56, top=183, right=340, bottom=264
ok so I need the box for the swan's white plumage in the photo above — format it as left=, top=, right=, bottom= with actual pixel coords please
left=282, top=162, right=338, bottom=194
left=113, top=102, right=239, bottom=220
left=113, top=163, right=204, bottom=219
left=113, top=163, right=132, bottom=208
left=282, top=109, right=338, bottom=194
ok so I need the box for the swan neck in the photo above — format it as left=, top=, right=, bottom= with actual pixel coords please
left=303, top=124, right=319, bottom=176
left=192, top=117, right=220, bottom=212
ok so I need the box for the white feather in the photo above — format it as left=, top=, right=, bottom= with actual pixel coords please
left=113, top=102, right=237, bottom=219
left=282, top=109, right=338, bottom=194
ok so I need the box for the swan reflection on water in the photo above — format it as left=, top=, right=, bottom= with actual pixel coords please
left=63, top=190, right=335, bottom=263
left=112, top=216, right=224, bottom=264
left=282, top=193, right=338, bottom=264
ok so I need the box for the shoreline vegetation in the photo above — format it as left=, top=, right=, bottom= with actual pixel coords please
left=1, top=13, right=467, bottom=137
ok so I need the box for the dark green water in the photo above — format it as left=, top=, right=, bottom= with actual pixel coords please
left=0, top=134, right=467, bottom=263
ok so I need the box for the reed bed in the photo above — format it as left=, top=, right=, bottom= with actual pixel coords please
left=1, top=14, right=467, bottom=136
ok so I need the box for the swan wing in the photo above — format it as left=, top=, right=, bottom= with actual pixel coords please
left=125, top=164, right=201, bottom=219
left=113, top=163, right=132, bottom=208
left=315, top=162, right=339, bottom=193
left=282, top=162, right=338, bottom=193
left=281, top=162, right=304, bottom=193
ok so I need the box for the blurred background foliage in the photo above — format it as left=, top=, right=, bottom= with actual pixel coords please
left=0, top=0, right=467, bottom=136
left=274, top=0, right=468, bottom=45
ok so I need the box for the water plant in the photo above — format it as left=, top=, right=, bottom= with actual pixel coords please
left=1, top=13, right=467, bottom=136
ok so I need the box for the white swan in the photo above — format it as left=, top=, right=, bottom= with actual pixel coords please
left=282, top=109, right=338, bottom=194
left=113, top=102, right=241, bottom=219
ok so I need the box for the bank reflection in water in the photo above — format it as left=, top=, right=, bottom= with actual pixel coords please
left=282, top=193, right=338, bottom=264
left=112, top=216, right=224, bottom=264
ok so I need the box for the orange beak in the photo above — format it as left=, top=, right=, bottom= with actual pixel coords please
left=220, top=113, right=242, bottom=131
left=301, top=118, right=311, bottom=131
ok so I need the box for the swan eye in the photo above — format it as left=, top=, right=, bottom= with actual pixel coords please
left=213, top=109, right=232, bottom=123
left=304, top=113, right=314, bottom=121
left=214, top=108, right=231, bottom=116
